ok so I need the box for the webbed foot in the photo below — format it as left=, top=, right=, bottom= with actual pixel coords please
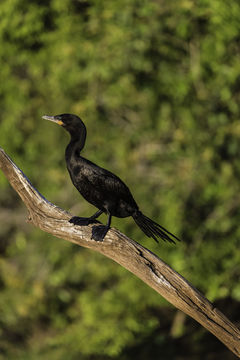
left=91, top=225, right=109, bottom=241
left=69, top=216, right=100, bottom=226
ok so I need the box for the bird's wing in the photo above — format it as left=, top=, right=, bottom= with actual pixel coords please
left=81, top=161, right=136, bottom=202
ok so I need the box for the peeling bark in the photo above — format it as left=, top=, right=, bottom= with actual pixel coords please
left=0, top=147, right=239, bottom=357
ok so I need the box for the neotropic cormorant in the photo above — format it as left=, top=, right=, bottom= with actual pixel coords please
left=43, top=114, right=180, bottom=243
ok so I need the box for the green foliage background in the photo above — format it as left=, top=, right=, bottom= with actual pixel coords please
left=0, top=0, right=239, bottom=359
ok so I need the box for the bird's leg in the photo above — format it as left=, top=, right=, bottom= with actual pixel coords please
left=91, top=214, right=112, bottom=242
left=69, top=210, right=103, bottom=226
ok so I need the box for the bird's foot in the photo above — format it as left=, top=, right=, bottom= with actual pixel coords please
left=91, top=225, right=109, bottom=242
left=69, top=216, right=100, bottom=226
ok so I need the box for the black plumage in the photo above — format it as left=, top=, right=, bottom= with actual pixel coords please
left=43, top=113, right=180, bottom=243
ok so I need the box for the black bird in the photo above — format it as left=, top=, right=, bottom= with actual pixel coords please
left=43, top=114, right=180, bottom=243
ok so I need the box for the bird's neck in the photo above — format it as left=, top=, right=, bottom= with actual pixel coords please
left=65, top=126, right=86, bottom=162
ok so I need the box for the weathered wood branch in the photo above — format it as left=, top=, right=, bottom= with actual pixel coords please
left=0, top=147, right=239, bottom=357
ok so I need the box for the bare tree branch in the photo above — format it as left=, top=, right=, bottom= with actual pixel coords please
left=0, top=147, right=239, bottom=357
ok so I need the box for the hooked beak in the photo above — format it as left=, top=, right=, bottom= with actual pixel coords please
left=42, top=115, right=64, bottom=126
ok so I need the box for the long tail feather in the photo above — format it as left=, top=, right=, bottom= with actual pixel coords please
left=133, top=211, right=180, bottom=244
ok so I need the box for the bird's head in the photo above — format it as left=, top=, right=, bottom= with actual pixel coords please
left=42, top=113, right=83, bottom=132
